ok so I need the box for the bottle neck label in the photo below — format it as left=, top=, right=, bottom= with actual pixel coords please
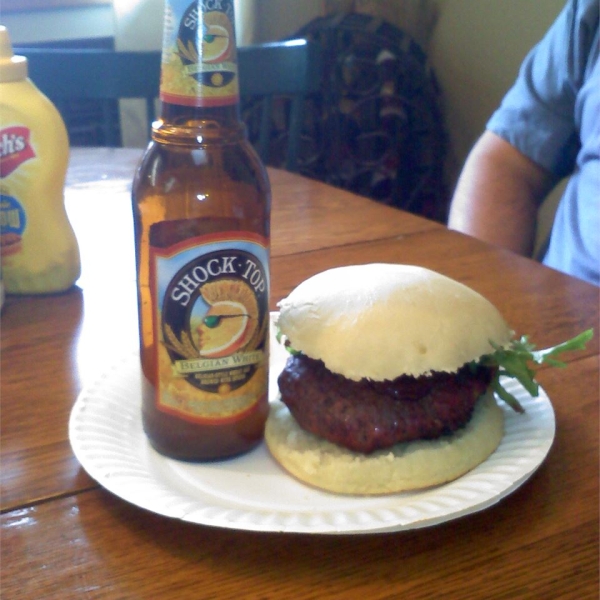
left=160, top=0, right=240, bottom=107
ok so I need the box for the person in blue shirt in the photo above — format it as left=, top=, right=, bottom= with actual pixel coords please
left=448, top=0, right=599, bottom=286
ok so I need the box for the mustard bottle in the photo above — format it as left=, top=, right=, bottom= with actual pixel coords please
left=0, top=26, right=80, bottom=294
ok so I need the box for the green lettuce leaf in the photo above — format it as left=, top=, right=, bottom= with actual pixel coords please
left=479, top=329, right=593, bottom=413
left=275, top=328, right=300, bottom=355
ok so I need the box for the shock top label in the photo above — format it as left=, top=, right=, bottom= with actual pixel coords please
left=160, top=0, right=239, bottom=107
left=151, top=231, right=269, bottom=422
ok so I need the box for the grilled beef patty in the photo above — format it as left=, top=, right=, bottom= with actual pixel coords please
left=277, top=354, right=495, bottom=453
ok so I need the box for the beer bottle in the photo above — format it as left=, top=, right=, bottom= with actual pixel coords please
left=132, top=0, right=271, bottom=461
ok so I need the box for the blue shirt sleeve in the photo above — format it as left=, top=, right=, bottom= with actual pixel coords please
left=486, top=0, right=593, bottom=178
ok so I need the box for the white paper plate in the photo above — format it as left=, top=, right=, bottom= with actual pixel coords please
left=69, top=314, right=555, bottom=534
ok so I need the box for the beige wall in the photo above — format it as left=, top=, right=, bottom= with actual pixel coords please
left=427, top=0, right=566, bottom=249
left=428, top=0, right=564, bottom=184
left=252, top=0, right=325, bottom=42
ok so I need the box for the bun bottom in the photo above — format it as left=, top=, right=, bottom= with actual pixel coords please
left=265, top=391, right=504, bottom=495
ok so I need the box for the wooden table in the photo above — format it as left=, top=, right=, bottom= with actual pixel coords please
left=2, top=147, right=598, bottom=599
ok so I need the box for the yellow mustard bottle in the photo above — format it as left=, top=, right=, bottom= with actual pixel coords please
left=0, top=26, right=80, bottom=294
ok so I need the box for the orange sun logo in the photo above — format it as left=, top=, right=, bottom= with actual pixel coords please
left=194, top=279, right=259, bottom=358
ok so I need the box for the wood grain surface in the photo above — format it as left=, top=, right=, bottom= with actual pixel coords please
left=1, top=148, right=598, bottom=599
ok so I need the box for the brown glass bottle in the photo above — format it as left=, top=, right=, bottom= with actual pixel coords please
left=132, top=0, right=271, bottom=461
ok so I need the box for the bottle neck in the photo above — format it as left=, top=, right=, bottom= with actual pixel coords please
left=159, top=100, right=240, bottom=127
left=156, top=0, right=242, bottom=143
left=153, top=102, right=244, bottom=145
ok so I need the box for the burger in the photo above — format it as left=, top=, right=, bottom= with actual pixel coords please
left=265, top=263, right=591, bottom=495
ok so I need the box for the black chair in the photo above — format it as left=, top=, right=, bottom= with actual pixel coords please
left=16, top=39, right=322, bottom=172
left=238, top=39, right=322, bottom=172
left=18, top=49, right=160, bottom=147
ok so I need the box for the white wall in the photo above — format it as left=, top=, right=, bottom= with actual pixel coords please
left=112, top=0, right=163, bottom=50
left=109, top=1, right=272, bottom=51
left=1, top=5, right=114, bottom=45
left=112, top=0, right=164, bottom=146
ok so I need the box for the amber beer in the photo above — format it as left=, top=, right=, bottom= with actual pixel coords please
left=132, top=0, right=271, bottom=460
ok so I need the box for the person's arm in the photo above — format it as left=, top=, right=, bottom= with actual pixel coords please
left=448, top=131, right=558, bottom=257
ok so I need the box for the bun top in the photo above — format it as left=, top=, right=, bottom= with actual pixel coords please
left=276, top=264, right=512, bottom=380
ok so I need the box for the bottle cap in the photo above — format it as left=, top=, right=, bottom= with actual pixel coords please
left=0, top=26, right=28, bottom=83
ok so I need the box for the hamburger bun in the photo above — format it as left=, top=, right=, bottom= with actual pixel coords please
left=276, top=263, right=511, bottom=380
left=266, top=264, right=510, bottom=495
